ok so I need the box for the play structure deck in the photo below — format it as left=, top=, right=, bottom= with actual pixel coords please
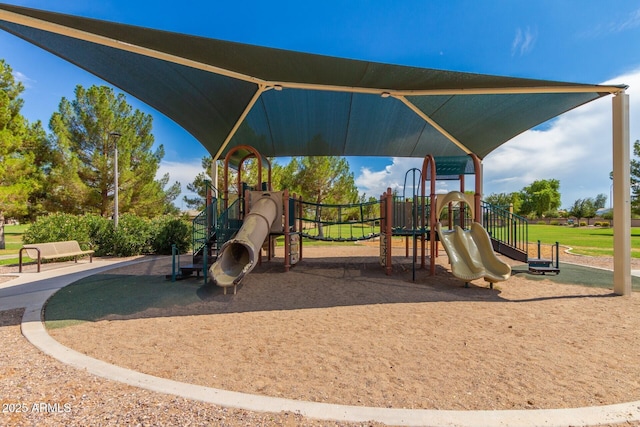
left=171, top=145, right=558, bottom=293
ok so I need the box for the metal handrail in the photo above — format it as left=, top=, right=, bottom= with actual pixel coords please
left=214, top=198, right=242, bottom=249
left=481, top=201, right=528, bottom=259
left=192, top=179, right=222, bottom=258
left=192, top=201, right=217, bottom=256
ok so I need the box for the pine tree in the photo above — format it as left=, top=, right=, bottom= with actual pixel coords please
left=283, top=151, right=359, bottom=238
left=0, top=59, right=46, bottom=247
left=47, top=85, right=180, bottom=217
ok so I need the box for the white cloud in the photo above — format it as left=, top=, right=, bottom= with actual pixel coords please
left=580, top=7, right=640, bottom=38
left=485, top=68, right=639, bottom=208
left=355, top=157, right=454, bottom=199
left=511, top=29, right=522, bottom=56
left=13, top=70, right=35, bottom=88
left=157, top=158, right=205, bottom=210
left=511, top=26, right=537, bottom=56
left=610, top=7, right=640, bottom=33
left=355, top=68, right=639, bottom=210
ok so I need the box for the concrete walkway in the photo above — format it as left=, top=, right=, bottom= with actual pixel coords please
left=2, top=258, right=640, bottom=426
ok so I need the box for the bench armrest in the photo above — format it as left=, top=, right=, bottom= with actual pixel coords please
left=79, top=241, right=94, bottom=251
left=19, top=246, right=41, bottom=273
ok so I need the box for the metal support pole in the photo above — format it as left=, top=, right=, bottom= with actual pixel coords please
left=211, top=157, right=218, bottom=198
left=114, top=144, right=118, bottom=228
left=385, top=188, right=393, bottom=275
left=298, top=195, right=303, bottom=262
left=171, top=244, right=177, bottom=282
left=109, top=131, right=121, bottom=228
left=284, top=189, right=291, bottom=272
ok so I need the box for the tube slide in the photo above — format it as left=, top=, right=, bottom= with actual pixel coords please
left=437, top=222, right=511, bottom=284
left=210, top=193, right=279, bottom=294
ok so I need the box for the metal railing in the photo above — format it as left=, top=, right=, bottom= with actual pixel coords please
left=191, top=180, right=221, bottom=258
left=192, top=201, right=217, bottom=257
left=391, top=196, right=430, bottom=232
left=214, top=198, right=243, bottom=249
left=481, top=201, right=528, bottom=262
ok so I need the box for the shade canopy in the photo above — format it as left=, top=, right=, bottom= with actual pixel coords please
left=0, top=3, right=627, bottom=167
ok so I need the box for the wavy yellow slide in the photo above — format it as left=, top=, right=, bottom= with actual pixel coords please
left=437, top=221, right=511, bottom=285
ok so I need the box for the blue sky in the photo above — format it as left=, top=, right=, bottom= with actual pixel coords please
left=1, top=0, right=639, bottom=210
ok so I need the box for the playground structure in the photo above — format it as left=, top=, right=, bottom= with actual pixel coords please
left=174, top=145, right=550, bottom=293
left=206, top=146, right=301, bottom=294
left=377, top=154, right=514, bottom=286
left=0, top=2, right=629, bottom=296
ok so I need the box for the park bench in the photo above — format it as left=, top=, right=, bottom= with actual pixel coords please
left=19, top=240, right=94, bottom=273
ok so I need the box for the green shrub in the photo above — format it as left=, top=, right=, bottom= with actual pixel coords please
left=543, top=210, right=560, bottom=218
left=549, top=220, right=559, bottom=226
left=537, top=221, right=546, bottom=225
left=85, top=215, right=116, bottom=256
left=109, top=214, right=153, bottom=257
left=23, top=213, right=90, bottom=244
left=579, top=221, right=588, bottom=227
left=24, top=213, right=190, bottom=257
left=150, top=216, right=191, bottom=255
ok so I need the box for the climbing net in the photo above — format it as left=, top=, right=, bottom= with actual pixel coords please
left=298, top=199, right=382, bottom=242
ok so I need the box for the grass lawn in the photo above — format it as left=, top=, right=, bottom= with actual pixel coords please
left=299, top=222, right=379, bottom=241
left=528, top=224, right=640, bottom=258
left=0, top=224, right=30, bottom=263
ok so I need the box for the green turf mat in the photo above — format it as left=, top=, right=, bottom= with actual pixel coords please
left=45, top=273, right=204, bottom=329
left=513, top=262, right=640, bottom=291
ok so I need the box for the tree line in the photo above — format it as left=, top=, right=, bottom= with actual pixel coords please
left=484, top=149, right=640, bottom=223
left=483, top=178, right=610, bottom=223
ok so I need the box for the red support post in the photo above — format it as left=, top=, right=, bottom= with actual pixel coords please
left=469, top=153, right=482, bottom=223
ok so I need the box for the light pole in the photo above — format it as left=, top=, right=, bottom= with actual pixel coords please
left=110, top=131, right=122, bottom=228
left=610, top=182, right=613, bottom=210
